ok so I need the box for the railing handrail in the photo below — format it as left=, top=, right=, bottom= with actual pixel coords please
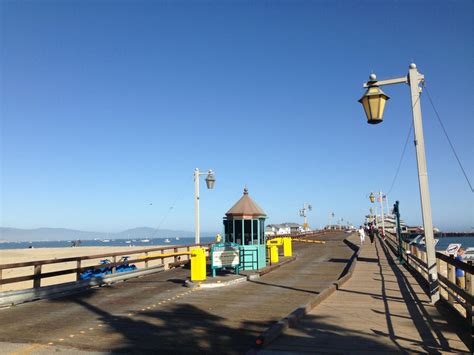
left=384, top=232, right=473, bottom=322
left=435, top=251, right=474, bottom=274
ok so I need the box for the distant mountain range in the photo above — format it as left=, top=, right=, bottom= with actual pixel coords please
left=0, top=227, right=198, bottom=242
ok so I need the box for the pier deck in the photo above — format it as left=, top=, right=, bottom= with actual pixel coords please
left=0, top=232, right=354, bottom=353
left=262, top=237, right=470, bottom=353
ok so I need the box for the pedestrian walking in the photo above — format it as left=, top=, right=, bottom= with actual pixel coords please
left=358, top=226, right=366, bottom=245
left=368, top=223, right=375, bottom=244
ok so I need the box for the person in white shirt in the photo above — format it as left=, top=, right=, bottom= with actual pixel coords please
left=358, top=226, right=366, bottom=245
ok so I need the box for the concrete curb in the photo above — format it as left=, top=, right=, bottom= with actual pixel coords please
left=252, top=236, right=361, bottom=350
left=0, top=265, right=165, bottom=308
left=185, top=276, right=247, bottom=289
left=185, top=257, right=297, bottom=288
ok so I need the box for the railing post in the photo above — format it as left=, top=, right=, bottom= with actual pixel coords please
left=112, top=256, right=117, bottom=273
left=33, top=264, right=42, bottom=288
left=447, top=255, right=455, bottom=306
left=174, top=247, right=178, bottom=264
left=466, top=261, right=473, bottom=331
left=161, top=249, right=165, bottom=266
left=145, top=252, right=149, bottom=268
left=414, top=247, right=420, bottom=273
left=435, top=257, right=443, bottom=299
left=76, top=260, right=81, bottom=281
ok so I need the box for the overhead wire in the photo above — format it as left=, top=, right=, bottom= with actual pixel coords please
left=423, top=83, right=473, bottom=192
left=387, top=120, right=413, bottom=196
left=385, top=95, right=420, bottom=196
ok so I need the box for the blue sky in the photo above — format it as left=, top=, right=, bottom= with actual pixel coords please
left=1, top=0, right=473, bottom=233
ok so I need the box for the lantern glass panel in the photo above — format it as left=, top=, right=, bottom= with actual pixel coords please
left=361, top=96, right=371, bottom=120
left=368, top=96, right=381, bottom=120
left=379, top=96, right=387, bottom=118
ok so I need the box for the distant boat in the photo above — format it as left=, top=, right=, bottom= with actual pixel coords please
left=175, top=237, right=180, bottom=240
left=141, top=239, right=150, bottom=243
left=125, top=240, right=131, bottom=244
left=102, top=240, right=110, bottom=243
left=164, top=238, right=171, bottom=243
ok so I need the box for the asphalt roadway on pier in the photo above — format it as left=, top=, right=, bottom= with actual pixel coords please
left=0, top=231, right=356, bottom=354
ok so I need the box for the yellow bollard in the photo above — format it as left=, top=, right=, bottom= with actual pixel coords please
left=283, top=237, right=292, bottom=257
left=191, top=248, right=206, bottom=282
left=270, top=245, right=279, bottom=264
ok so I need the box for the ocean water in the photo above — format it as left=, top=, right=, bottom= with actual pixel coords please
left=0, top=237, right=216, bottom=250
left=1, top=235, right=472, bottom=251
left=434, top=236, right=473, bottom=251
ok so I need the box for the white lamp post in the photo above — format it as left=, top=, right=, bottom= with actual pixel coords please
left=360, top=63, right=439, bottom=303
left=299, top=203, right=312, bottom=231
left=369, top=191, right=386, bottom=237
left=194, top=168, right=215, bottom=245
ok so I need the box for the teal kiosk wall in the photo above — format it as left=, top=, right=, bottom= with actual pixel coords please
left=223, top=188, right=267, bottom=270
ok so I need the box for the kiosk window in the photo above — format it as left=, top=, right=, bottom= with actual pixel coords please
left=253, top=220, right=258, bottom=244
left=244, top=220, right=252, bottom=245
left=235, top=220, right=242, bottom=245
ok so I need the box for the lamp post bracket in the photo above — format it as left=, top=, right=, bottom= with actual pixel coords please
left=363, top=76, right=408, bottom=88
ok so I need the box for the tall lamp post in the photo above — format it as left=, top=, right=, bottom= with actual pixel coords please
left=299, top=203, right=312, bottom=231
left=194, top=168, right=215, bottom=245
left=359, top=63, right=439, bottom=303
left=328, top=212, right=335, bottom=229
left=369, top=192, right=386, bottom=237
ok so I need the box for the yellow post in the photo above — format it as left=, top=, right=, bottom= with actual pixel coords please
left=270, top=245, right=279, bottom=264
left=283, top=237, right=292, bottom=257
left=191, top=247, right=206, bottom=281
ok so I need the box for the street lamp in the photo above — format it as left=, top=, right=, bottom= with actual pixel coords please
left=299, top=203, right=312, bottom=231
left=328, top=212, right=335, bottom=229
left=369, top=191, right=386, bottom=237
left=194, top=168, right=215, bottom=245
left=359, top=63, right=439, bottom=303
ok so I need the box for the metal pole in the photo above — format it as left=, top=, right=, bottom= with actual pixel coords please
left=379, top=192, right=385, bottom=237
left=394, top=200, right=404, bottom=264
left=408, top=63, right=439, bottom=303
left=194, top=168, right=200, bottom=245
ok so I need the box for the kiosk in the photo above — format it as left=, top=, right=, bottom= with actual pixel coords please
left=222, top=188, right=267, bottom=270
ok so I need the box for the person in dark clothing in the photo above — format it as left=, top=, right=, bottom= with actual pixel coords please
left=368, top=223, right=375, bottom=244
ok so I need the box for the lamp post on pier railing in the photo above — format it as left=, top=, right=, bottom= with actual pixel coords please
left=369, top=192, right=386, bottom=237
left=299, top=203, right=312, bottom=231
left=359, top=63, right=439, bottom=303
left=194, top=168, right=215, bottom=245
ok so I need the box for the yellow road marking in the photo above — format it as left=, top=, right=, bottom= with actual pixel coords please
left=10, top=343, right=46, bottom=355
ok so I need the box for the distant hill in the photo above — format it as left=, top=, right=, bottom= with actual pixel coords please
left=0, top=227, right=196, bottom=242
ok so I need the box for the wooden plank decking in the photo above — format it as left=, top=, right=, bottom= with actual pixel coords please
left=263, top=237, right=470, bottom=354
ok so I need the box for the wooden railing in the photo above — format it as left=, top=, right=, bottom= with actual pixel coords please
left=0, top=243, right=212, bottom=291
left=384, top=232, right=473, bottom=323
left=267, top=229, right=342, bottom=240
left=0, top=230, right=342, bottom=292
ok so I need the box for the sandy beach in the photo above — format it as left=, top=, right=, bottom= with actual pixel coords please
left=0, top=245, right=191, bottom=292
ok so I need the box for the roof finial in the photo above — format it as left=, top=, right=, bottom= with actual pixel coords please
left=243, top=186, right=248, bottom=195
